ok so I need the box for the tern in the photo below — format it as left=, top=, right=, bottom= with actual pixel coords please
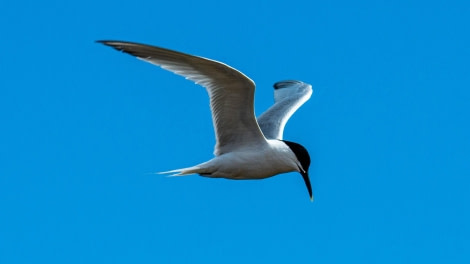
left=98, top=40, right=314, bottom=200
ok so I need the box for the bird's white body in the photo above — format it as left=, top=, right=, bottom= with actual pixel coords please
left=98, top=40, right=314, bottom=199
left=170, top=139, right=301, bottom=179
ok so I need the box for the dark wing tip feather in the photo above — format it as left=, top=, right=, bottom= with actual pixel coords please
left=273, top=80, right=303, bottom=90
left=95, top=40, right=195, bottom=63
left=95, top=40, right=124, bottom=48
left=96, top=40, right=132, bottom=46
left=96, top=40, right=141, bottom=57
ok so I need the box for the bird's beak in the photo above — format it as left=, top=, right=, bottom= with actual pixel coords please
left=300, top=171, right=314, bottom=202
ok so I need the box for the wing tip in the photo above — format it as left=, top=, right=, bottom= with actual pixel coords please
left=95, top=40, right=128, bottom=49
left=95, top=40, right=117, bottom=46
left=95, top=40, right=125, bottom=52
left=96, top=40, right=147, bottom=58
left=273, top=80, right=305, bottom=90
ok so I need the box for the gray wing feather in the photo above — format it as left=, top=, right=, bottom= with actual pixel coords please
left=257, top=80, right=312, bottom=139
left=98, top=40, right=267, bottom=155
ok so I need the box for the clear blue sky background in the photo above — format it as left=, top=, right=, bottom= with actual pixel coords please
left=1, top=0, right=469, bottom=263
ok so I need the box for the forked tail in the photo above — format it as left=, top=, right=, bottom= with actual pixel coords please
left=157, top=165, right=208, bottom=177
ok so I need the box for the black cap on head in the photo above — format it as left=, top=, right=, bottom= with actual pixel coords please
left=282, top=140, right=313, bottom=201
left=282, top=140, right=310, bottom=172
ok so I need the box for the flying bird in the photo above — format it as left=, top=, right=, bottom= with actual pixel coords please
left=97, top=40, right=314, bottom=200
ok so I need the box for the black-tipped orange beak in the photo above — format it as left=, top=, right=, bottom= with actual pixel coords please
left=301, top=171, right=313, bottom=201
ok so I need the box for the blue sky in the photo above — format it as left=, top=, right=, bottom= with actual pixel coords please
left=1, top=0, right=469, bottom=263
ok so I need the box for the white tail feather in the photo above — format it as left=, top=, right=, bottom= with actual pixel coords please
left=157, top=165, right=206, bottom=176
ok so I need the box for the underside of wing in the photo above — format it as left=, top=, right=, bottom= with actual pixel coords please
left=98, top=40, right=267, bottom=155
left=257, top=80, right=312, bottom=139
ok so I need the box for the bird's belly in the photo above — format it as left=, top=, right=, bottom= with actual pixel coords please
left=202, top=151, right=297, bottom=180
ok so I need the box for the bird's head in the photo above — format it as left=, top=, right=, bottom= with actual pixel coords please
left=282, top=140, right=313, bottom=201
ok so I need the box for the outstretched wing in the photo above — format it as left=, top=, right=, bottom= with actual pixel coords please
left=257, top=80, right=312, bottom=139
left=98, top=40, right=267, bottom=155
